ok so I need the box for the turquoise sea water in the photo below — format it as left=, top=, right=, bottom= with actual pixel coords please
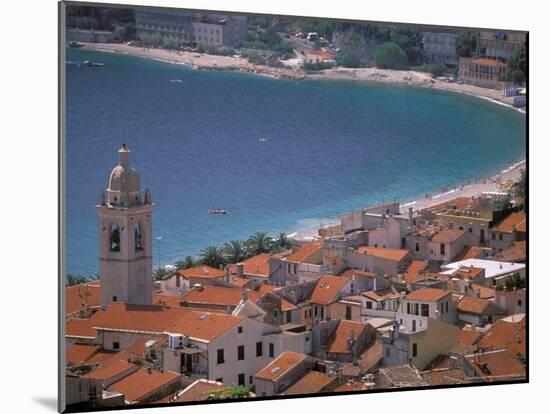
left=66, top=48, right=526, bottom=275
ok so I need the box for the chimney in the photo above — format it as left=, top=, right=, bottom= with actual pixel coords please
left=408, top=207, right=413, bottom=227
left=236, top=263, right=244, bottom=278
left=225, top=264, right=231, bottom=283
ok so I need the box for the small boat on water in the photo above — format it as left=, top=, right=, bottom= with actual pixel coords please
left=170, top=79, right=183, bottom=83
left=83, top=60, right=105, bottom=67
left=209, top=208, right=228, bottom=215
left=258, top=137, right=268, bottom=143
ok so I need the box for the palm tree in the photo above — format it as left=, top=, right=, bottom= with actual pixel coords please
left=65, top=273, right=88, bottom=287
left=175, top=255, right=197, bottom=270
left=247, top=232, right=272, bottom=255
left=223, top=240, right=248, bottom=264
left=272, top=232, right=292, bottom=250
left=200, top=246, right=225, bottom=269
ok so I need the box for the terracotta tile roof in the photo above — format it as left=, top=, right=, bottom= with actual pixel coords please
left=176, top=265, right=225, bottom=279
left=66, top=282, right=101, bottom=316
left=86, top=351, right=119, bottom=365
left=355, top=247, right=409, bottom=262
left=66, top=344, right=101, bottom=365
left=363, top=290, right=399, bottom=302
left=431, top=228, right=465, bottom=243
left=334, top=381, right=369, bottom=392
left=286, top=241, right=323, bottom=263
left=230, top=277, right=251, bottom=288
left=232, top=253, right=272, bottom=277
left=465, top=349, right=525, bottom=381
left=457, top=296, right=492, bottom=315
left=258, top=284, right=277, bottom=293
left=339, top=268, right=377, bottom=279
left=404, top=260, right=429, bottom=283
left=255, top=351, right=308, bottom=381
left=492, top=212, right=526, bottom=233
left=84, top=351, right=136, bottom=381
left=109, top=367, right=181, bottom=403
left=181, top=286, right=248, bottom=307
left=471, top=284, right=496, bottom=300
left=470, top=57, right=507, bottom=67
left=421, top=367, right=468, bottom=385
left=309, top=275, right=349, bottom=305
left=66, top=318, right=96, bottom=338
left=153, top=293, right=182, bottom=307
left=479, top=318, right=526, bottom=357
left=283, top=371, right=336, bottom=395
left=172, top=379, right=224, bottom=402
left=325, top=320, right=367, bottom=354
left=459, top=329, right=481, bottom=346
left=90, top=303, right=244, bottom=342
left=494, top=241, right=527, bottom=262
left=460, top=246, right=489, bottom=260
left=406, top=287, right=451, bottom=302
left=452, top=266, right=485, bottom=280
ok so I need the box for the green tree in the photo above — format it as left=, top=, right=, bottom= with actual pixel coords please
left=512, top=169, right=527, bottom=204
left=65, top=274, right=89, bottom=287
left=247, top=232, right=272, bottom=255
left=223, top=240, right=248, bottom=264
left=457, top=31, right=477, bottom=57
left=507, top=44, right=526, bottom=83
left=175, top=255, right=197, bottom=270
left=336, top=51, right=360, bottom=68
left=153, top=267, right=169, bottom=281
left=273, top=232, right=292, bottom=250
left=421, top=63, right=446, bottom=77
left=200, top=246, right=225, bottom=268
left=373, top=42, right=407, bottom=69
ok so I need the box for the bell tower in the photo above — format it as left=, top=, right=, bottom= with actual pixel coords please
left=97, top=144, right=153, bottom=308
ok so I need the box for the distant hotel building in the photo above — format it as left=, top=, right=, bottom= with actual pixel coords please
left=458, top=57, right=510, bottom=89
left=477, top=31, right=526, bottom=61
left=422, top=32, right=458, bottom=68
left=135, top=10, right=247, bottom=47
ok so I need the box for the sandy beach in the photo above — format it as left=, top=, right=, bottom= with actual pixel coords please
left=78, top=43, right=524, bottom=110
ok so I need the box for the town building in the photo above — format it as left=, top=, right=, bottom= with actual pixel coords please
left=477, top=31, right=526, bottom=61
left=422, top=32, right=458, bottom=67
left=97, top=145, right=153, bottom=309
left=440, top=258, right=526, bottom=287
left=489, top=211, right=526, bottom=252
left=401, top=287, right=457, bottom=324
left=458, top=57, right=510, bottom=89
left=304, top=49, right=336, bottom=64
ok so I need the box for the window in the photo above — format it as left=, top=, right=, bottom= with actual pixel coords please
left=320, top=306, right=325, bottom=320
left=238, top=326, right=243, bottom=334
left=367, top=301, right=373, bottom=310
left=446, top=301, right=449, bottom=312
left=440, top=243, right=446, bottom=256
left=249, top=375, right=253, bottom=384
left=499, top=233, right=503, bottom=241
left=134, top=223, right=143, bottom=251
left=412, top=343, right=418, bottom=357
left=492, top=232, right=496, bottom=240
left=274, top=309, right=279, bottom=319
left=217, top=349, right=225, bottom=364
left=113, top=341, right=120, bottom=350
left=517, top=299, right=522, bottom=307
left=112, top=296, right=118, bottom=302
left=304, top=310, right=308, bottom=319
left=216, top=378, right=223, bottom=383
left=468, top=228, right=473, bottom=233
left=345, top=306, right=352, bottom=320
left=269, top=343, right=275, bottom=358
left=415, top=242, right=420, bottom=252
left=421, top=304, right=429, bottom=317
left=256, top=342, right=263, bottom=357
left=286, top=311, right=292, bottom=323
left=110, top=223, right=120, bottom=251
left=238, top=373, right=245, bottom=386
left=237, top=345, right=245, bottom=361
left=412, top=320, right=416, bottom=332
left=406, top=302, right=411, bottom=314
left=415, top=303, right=419, bottom=315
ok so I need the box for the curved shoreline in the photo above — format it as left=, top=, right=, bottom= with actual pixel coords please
left=75, top=43, right=525, bottom=113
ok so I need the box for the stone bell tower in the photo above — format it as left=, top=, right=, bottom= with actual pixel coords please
left=97, top=144, right=153, bottom=308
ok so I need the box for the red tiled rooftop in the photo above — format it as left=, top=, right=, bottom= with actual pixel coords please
left=172, top=379, right=224, bottom=402
left=465, top=349, right=525, bottom=380
left=66, top=318, right=96, bottom=338
left=283, top=371, right=336, bottom=395
left=431, top=228, right=465, bottom=243
left=66, top=344, right=101, bottom=366
left=355, top=247, right=409, bottom=262
left=84, top=351, right=136, bottom=381
left=494, top=241, right=527, bottom=262
left=232, top=253, right=272, bottom=277
left=66, top=282, right=101, bottom=316
left=309, top=275, right=349, bottom=305
left=406, top=287, right=451, bottom=302
left=255, top=351, right=308, bottom=381
left=492, top=212, right=526, bottom=233
left=109, top=367, right=181, bottom=403
left=325, top=320, right=367, bottom=354
left=479, top=318, right=526, bottom=357
left=176, top=265, right=225, bottom=279
left=457, top=296, right=492, bottom=314
left=339, top=268, right=377, bottom=279
left=286, top=241, right=323, bottom=263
